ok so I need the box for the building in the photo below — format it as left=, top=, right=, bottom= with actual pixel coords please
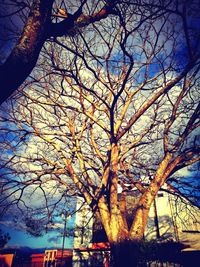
left=146, top=189, right=200, bottom=249
left=0, top=254, right=14, bottom=267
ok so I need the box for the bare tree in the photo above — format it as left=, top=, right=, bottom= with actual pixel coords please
left=0, top=1, right=200, bottom=266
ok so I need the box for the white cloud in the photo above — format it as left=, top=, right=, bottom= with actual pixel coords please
left=175, top=167, right=191, bottom=177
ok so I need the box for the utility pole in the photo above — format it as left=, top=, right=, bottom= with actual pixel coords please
left=153, top=199, right=160, bottom=239
left=60, top=210, right=68, bottom=267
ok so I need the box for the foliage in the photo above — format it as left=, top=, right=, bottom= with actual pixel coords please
left=110, top=240, right=185, bottom=266
left=0, top=229, right=10, bottom=249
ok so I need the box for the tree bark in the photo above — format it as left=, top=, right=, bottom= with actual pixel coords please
left=0, top=0, right=53, bottom=104
left=109, top=143, right=129, bottom=243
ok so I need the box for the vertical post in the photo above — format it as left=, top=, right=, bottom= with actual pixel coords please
left=104, top=251, right=109, bottom=267
left=61, top=211, right=68, bottom=267
left=153, top=199, right=160, bottom=239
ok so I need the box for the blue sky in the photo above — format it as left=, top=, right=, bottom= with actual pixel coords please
left=0, top=218, right=74, bottom=249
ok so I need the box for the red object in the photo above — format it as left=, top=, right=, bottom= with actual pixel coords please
left=31, top=253, right=45, bottom=263
left=90, top=242, right=110, bottom=249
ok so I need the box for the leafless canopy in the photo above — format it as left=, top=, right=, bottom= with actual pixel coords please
left=0, top=0, right=200, bottom=242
